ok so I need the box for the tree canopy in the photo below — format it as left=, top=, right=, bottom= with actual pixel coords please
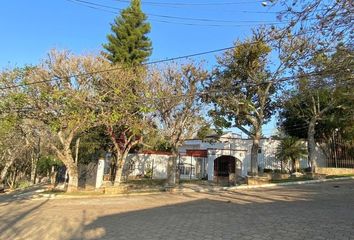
left=149, top=62, right=208, bottom=184
left=103, top=0, right=152, bottom=66
left=278, top=43, right=353, bottom=170
left=205, top=31, right=278, bottom=175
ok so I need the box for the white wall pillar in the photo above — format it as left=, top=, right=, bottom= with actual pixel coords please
left=96, top=158, right=105, bottom=189
left=207, top=155, right=215, bottom=181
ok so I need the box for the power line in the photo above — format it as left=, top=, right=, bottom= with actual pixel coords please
left=1, top=102, right=351, bottom=136
left=65, top=0, right=272, bottom=27
left=147, top=19, right=280, bottom=27
left=66, top=0, right=326, bottom=28
left=111, top=0, right=278, bottom=14
left=0, top=29, right=348, bottom=91
left=2, top=67, right=352, bottom=98
left=114, top=0, right=265, bottom=6
left=115, top=0, right=278, bottom=14
left=0, top=46, right=236, bottom=91
left=1, top=73, right=352, bottom=119
left=66, top=0, right=284, bottom=26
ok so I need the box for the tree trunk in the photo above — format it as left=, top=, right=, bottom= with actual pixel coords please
left=7, top=170, right=18, bottom=190
left=307, top=120, right=317, bottom=173
left=114, top=152, right=128, bottom=185
left=280, top=160, right=283, bottom=173
left=250, top=135, right=260, bottom=176
left=0, top=157, right=14, bottom=183
left=58, top=153, right=79, bottom=192
left=175, top=155, right=180, bottom=185
left=30, top=152, right=38, bottom=185
left=52, top=130, right=80, bottom=192
left=66, top=162, right=79, bottom=192
left=114, top=167, right=124, bottom=185
left=75, top=137, right=80, bottom=163
left=50, top=166, right=57, bottom=185
left=167, top=153, right=178, bottom=186
left=31, top=136, right=41, bottom=185
left=292, top=158, right=296, bottom=173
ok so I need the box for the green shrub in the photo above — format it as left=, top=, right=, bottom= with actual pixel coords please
left=144, top=167, right=153, bottom=179
left=273, top=169, right=288, bottom=174
left=302, top=167, right=312, bottom=173
left=17, top=180, right=31, bottom=189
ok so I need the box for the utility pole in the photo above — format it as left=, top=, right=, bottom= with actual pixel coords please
left=333, top=128, right=338, bottom=168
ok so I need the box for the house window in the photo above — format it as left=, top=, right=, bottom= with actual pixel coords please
left=179, top=164, right=195, bottom=176
left=179, top=165, right=185, bottom=174
left=128, top=160, right=135, bottom=171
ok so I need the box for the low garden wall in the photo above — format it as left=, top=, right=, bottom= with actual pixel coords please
left=315, top=167, right=354, bottom=175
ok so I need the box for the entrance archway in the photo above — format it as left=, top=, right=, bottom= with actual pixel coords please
left=214, top=155, right=242, bottom=185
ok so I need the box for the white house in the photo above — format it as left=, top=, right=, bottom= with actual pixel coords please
left=94, top=132, right=326, bottom=188
left=178, top=132, right=281, bottom=182
left=124, top=133, right=315, bottom=180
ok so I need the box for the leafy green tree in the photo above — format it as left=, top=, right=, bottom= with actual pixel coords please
left=0, top=122, right=23, bottom=184
left=196, top=123, right=219, bottom=140
left=279, top=44, right=353, bottom=171
left=326, top=44, right=354, bottom=142
left=103, top=0, right=152, bottom=66
left=141, top=127, right=173, bottom=152
left=36, top=156, right=63, bottom=178
left=280, top=86, right=334, bottom=170
left=269, top=0, right=352, bottom=168
left=276, top=136, right=307, bottom=173
left=73, top=126, right=111, bottom=165
left=92, top=63, right=150, bottom=185
left=0, top=68, right=33, bottom=185
left=102, top=0, right=153, bottom=184
left=206, top=32, right=279, bottom=176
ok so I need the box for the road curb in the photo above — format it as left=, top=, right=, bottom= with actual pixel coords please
left=226, top=176, right=354, bottom=191
left=27, top=177, right=354, bottom=200
left=32, top=190, right=166, bottom=200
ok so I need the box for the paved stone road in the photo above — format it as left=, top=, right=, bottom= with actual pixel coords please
left=0, top=180, right=353, bottom=240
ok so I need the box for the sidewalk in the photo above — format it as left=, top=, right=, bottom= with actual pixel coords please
left=4, top=176, right=354, bottom=201
left=175, top=176, right=354, bottom=193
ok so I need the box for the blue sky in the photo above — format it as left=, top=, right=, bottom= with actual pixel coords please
left=0, top=0, right=285, bottom=136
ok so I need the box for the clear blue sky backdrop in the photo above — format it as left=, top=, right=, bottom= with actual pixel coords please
left=0, top=0, right=285, bottom=136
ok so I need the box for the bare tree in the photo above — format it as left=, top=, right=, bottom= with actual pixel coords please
left=149, top=63, right=208, bottom=185
left=23, top=50, right=99, bottom=192
left=275, top=0, right=352, bottom=44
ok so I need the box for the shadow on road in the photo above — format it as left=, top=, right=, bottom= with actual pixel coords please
left=0, top=199, right=49, bottom=239
left=70, top=181, right=354, bottom=240
left=0, top=183, right=49, bottom=205
left=0, top=181, right=353, bottom=240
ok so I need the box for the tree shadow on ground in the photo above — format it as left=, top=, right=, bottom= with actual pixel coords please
left=0, top=199, right=49, bottom=239
left=0, top=183, right=49, bottom=206
left=71, top=181, right=354, bottom=240
left=1, top=181, right=353, bottom=240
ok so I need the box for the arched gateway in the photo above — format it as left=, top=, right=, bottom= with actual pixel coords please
left=213, top=155, right=242, bottom=185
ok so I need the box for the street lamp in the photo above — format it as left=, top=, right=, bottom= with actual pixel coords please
left=261, top=0, right=275, bottom=7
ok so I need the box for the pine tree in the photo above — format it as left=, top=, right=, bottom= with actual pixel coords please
left=103, top=0, right=152, bottom=66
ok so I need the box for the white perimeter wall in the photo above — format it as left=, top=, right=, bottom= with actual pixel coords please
left=127, top=153, right=170, bottom=179
left=101, top=139, right=327, bottom=183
